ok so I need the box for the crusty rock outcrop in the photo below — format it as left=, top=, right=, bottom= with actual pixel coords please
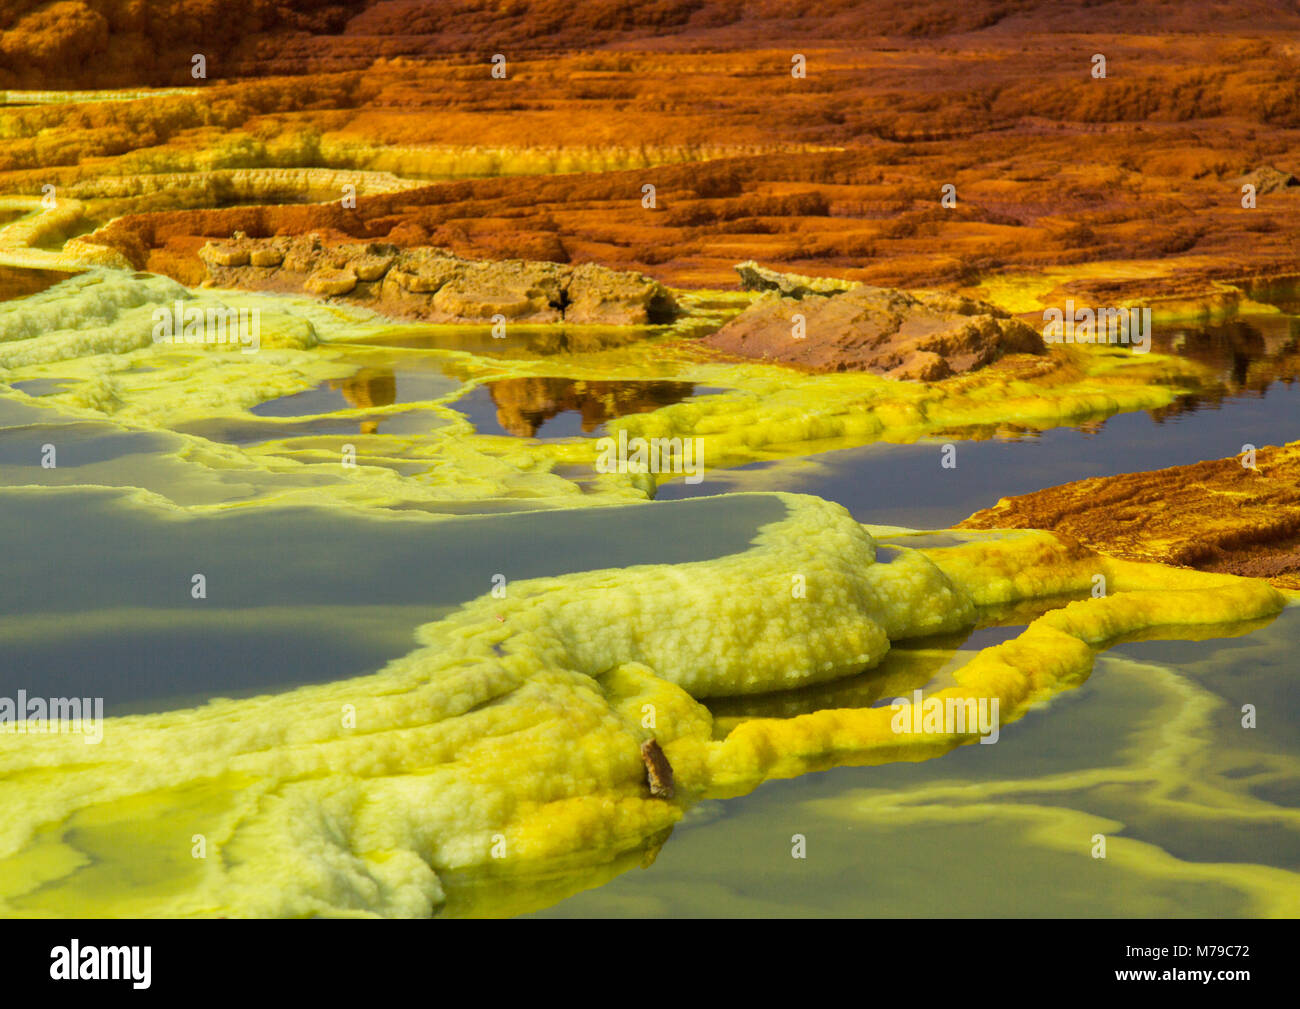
left=1235, top=166, right=1299, bottom=194
left=197, top=234, right=676, bottom=325
left=704, top=265, right=1044, bottom=380
left=734, top=260, right=855, bottom=299
left=959, top=441, right=1300, bottom=590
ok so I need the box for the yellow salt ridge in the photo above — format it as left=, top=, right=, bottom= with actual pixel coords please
left=0, top=493, right=1285, bottom=917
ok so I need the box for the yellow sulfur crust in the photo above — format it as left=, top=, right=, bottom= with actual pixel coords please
left=0, top=493, right=1286, bottom=917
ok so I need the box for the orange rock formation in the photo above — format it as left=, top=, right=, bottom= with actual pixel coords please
left=960, top=440, right=1300, bottom=590
left=704, top=271, right=1044, bottom=378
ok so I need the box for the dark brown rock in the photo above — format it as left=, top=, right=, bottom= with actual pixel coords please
left=640, top=739, right=675, bottom=799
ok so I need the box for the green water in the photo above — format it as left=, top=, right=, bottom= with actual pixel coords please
left=1, top=266, right=1297, bottom=916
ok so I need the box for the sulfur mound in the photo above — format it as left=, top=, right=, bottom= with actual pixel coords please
left=0, top=269, right=319, bottom=370
left=959, top=441, right=1300, bottom=590
left=704, top=267, right=1046, bottom=380
left=198, top=235, right=677, bottom=325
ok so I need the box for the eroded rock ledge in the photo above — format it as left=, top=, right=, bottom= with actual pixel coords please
left=198, top=234, right=677, bottom=325
left=705, top=264, right=1045, bottom=380
left=959, top=441, right=1300, bottom=590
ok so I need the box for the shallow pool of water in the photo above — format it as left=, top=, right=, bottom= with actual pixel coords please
left=456, top=377, right=698, bottom=438
left=1, top=279, right=1297, bottom=917
left=0, top=487, right=784, bottom=714
left=659, top=377, right=1300, bottom=528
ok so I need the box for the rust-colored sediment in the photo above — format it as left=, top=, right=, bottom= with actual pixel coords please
left=2, top=2, right=1290, bottom=305
left=959, top=441, right=1300, bottom=590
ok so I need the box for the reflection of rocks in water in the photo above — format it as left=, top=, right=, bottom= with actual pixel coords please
left=1149, top=317, right=1300, bottom=420
left=0, top=265, right=76, bottom=302
left=332, top=368, right=396, bottom=434
left=488, top=378, right=694, bottom=437
left=505, top=328, right=648, bottom=356
left=346, top=325, right=650, bottom=358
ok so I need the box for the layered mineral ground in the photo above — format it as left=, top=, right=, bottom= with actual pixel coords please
left=1, top=0, right=1299, bottom=919
left=961, top=442, right=1300, bottom=590
left=0, top=2, right=1296, bottom=310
